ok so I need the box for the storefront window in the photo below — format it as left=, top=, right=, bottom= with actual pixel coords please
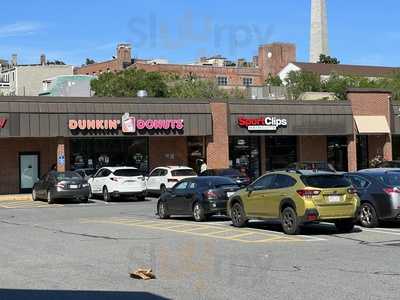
left=327, top=136, right=348, bottom=172
left=187, top=137, right=206, bottom=173
left=229, top=137, right=260, bottom=180
left=357, top=136, right=369, bottom=170
left=70, top=138, right=149, bottom=173
left=266, top=137, right=297, bottom=171
left=393, top=136, right=400, bottom=160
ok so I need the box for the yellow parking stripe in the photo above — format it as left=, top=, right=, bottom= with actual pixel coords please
left=81, top=217, right=307, bottom=244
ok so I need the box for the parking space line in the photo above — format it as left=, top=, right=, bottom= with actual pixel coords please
left=361, top=228, right=400, bottom=236
left=81, top=217, right=320, bottom=244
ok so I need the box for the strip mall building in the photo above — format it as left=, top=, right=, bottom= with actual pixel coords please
left=0, top=88, right=399, bottom=194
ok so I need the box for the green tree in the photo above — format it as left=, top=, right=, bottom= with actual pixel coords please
left=286, top=71, right=322, bottom=99
left=86, top=58, right=96, bottom=65
left=91, top=69, right=168, bottom=97
left=319, top=54, right=340, bottom=64
left=265, top=73, right=283, bottom=86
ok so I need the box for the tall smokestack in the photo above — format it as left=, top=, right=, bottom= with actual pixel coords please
left=310, top=0, right=329, bottom=62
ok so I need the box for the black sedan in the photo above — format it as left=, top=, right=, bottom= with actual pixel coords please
left=345, top=169, right=400, bottom=227
left=200, top=168, right=251, bottom=188
left=157, top=176, right=240, bottom=222
left=32, top=171, right=90, bottom=204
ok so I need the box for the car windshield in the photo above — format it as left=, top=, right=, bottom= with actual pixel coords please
left=301, top=175, right=351, bottom=188
left=172, top=169, right=196, bottom=176
left=217, top=169, right=241, bottom=176
left=55, top=172, right=82, bottom=181
left=113, top=169, right=143, bottom=177
left=380, top=161, right=400, bottom=168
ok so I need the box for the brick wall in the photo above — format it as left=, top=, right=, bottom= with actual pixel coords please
left=75, top=59, right=124, bottom=76
left=258, top=43, right=296, bottom=78
left=0, top=138, right=58, bottom=194
left=298, top=136, right=327, bottom=161
left=206, top=102, right=229, bottom=169
left=148, top=137, right=188, bottom=171
left=348, top=90, right=393, bottom=162
left=347, top=135, right=357, bottom=172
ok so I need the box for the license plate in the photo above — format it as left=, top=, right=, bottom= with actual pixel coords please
left=328, top=195, right=341, bottom=203
left=70, top=185, right=79, bottom=189
left=227, top=192, right=235, bottom=198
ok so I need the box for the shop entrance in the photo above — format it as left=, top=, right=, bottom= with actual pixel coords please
left=357, top=136, right=369, bottom=170
left=19, top=152, right=40, bottom=193
left=70, top=138, right=149, bottom=173
left=229, top=137, right=260, bottom=179
left=327, top=136, right=348, bottom=171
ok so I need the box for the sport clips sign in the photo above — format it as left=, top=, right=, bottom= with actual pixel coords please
left=238, top=116, right=287, bottom=132
left=69, top=113, right=184, bottom=134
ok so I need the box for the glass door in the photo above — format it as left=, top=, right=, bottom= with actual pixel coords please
left=19, top=153, right=39, bottom=193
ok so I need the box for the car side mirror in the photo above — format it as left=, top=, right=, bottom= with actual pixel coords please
left=246, top=186, right=255, bottom=193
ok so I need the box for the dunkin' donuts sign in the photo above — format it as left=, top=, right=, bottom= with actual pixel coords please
left=238, top=116, right=287, bottom=132
left=69, top=113, right=184, bottom=134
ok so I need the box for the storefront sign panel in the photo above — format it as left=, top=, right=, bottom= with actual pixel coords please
left=238, top=117, right=288, bottom=132
left=0, top=117, right=7, bottom=129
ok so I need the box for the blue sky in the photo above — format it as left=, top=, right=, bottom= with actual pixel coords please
left=0, top=0, right=399, bottom=66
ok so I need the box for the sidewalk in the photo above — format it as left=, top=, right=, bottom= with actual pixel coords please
left=0, top=194, right=32, bottom=202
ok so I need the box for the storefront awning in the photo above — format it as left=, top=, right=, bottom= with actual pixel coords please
left=354, top=116, right=390, bottom=134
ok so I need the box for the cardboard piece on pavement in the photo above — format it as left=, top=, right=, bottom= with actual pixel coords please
left=129, top=268, right=156, bottom=280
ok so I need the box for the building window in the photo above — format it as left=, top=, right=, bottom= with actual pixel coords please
left=243, top=77, right=253, bottom=86
left=217, top=76, right=228, bottom=86
left=327, top=136, right=348, bottom=172
left=266, top=137, right=297, bottom=171
left=229, top=137, right=260, bottom=180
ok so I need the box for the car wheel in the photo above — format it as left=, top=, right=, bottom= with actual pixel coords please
left=81, top=198, right=89, bottom=203
left=158, top=202, right=170, bottom=219
left=137, top=195, right=146, bottom=201
left=335, top=219, right=355, bottom=233
left=103, top=186, right=110, bottom=202
left=160, top=185, right=167, bottom=194
left=32, top=189, right=38, bottom=201
left=281, top=207, right=301, bottom=235
left=359, top=203, right=379, bottom=228
left=231, top=202, right=247, bottom=228
left=193, top=202, right=206, bottom=222
left=47, top=191, right=54, bottom=204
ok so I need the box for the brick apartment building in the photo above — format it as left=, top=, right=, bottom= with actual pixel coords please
left=0, top=88, right=398, bottom=194
left=75, top=43, right=296, bottom=88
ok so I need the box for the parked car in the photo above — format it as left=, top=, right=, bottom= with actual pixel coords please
left=287, top=161, right=336, bottom=172
left=75, top=168, right=97, bottom=180
left=200, top=168, right=251, bottom=188
left=376, top=161, right=400, bottom=168
left=345, top=169, right=400, bottom=228
left=157, top=176, right=240, bottom=222
left=32, top=171, right=90, bottom=204
left=227, top=170, right=360, bottom=235
left=146, top=166, right=197, bottom=194
left=88, top=167, right=146, bottom=201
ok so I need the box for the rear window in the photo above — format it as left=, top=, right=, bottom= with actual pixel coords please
left=84, top=169, right=96, bottom=176
left=301, top=175, right=351, bottom=188
left=376, top=173, right=400, bottom=187
left=217, top=169, right=241, bottom=176
left=55, top=172, right=82, bottom=181
left=113, top=169, right=143, bottom=177
left=172, top=169, right=197, bottom=177
left=202, top=177, right=238, bottom=189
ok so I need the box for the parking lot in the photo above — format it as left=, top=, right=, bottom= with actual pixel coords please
left=1, top=197, right=400, bottom=300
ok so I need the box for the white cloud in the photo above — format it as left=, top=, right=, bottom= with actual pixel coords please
left=0, top=22, right=43, bottom=38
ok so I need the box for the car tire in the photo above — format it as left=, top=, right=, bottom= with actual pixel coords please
left=281, top=207, right=301, bottom=235
left=359, top=203, right=379, bottom=228
left=137, top=195, right=146, bottom=201
left=32, top=189, right=38, bottom=201
left=160, top=185, right=167, bottom=194
left=231, top=202, right=247, bottom=228
left=47, top=190, right=54, bottom=204
left=193, top=202, right=206, bottom=222
left=335, top=219, right=355, bottom=233
left=103, top=186, right=110, bottom=202
left=158, top=201, right=170, bottom=219
left=81, top=198, right=89, bottom=203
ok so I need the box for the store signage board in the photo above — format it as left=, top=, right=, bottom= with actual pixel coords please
left=0, top=117, right=7, bottom=129
left=68, top=113, right=184, bottom=134
left=238, top=117, right=287, bottom=132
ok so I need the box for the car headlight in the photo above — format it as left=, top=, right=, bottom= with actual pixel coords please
left=82, top=183, right=89, bottom=188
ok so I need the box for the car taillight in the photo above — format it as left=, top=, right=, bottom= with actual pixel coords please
left=56, top=183, right=65, bottom=189
left=204, top=190, right=218, bottom=199
left=168, top=179, right=179, bottom=183
left=297, top=189, right=321, bottom=198
left=347, top=188, right=358, bottom=194
left=384, top=187, right=400, bottom=195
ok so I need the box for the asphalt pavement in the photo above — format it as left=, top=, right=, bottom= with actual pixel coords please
left=0, top=197, right=399, bottom=300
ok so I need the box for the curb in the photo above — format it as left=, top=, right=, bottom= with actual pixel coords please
left=0, top=194, right=32, bottom=202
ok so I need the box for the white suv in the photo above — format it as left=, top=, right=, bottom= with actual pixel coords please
left=88, top=167, right=146, bottom=201
left=146, top=166, right=197, bottom=194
